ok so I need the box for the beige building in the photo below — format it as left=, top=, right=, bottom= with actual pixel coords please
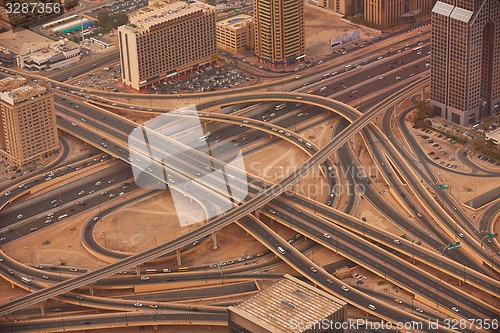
left=364, top=0, right=436, bottom=30
left=0, top=76, right=59, bottom=167
left=118, top=0, right=217, bottom=90
left=430, top=0, right=500, bottom=126
left=254, top=0, right=305, bottom=66
left=0, top=29, right=81, bottom=71
left=216, top=14, right=253, bottom=54
left=320, top=0, right=364, bottom=16
left=228, top=274, right=347, bottom=332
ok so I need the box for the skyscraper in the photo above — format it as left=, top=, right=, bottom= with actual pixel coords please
left=430, top=0, right=500, bottom=126
left=118, top=0, right=217, bottom=90
left=253, top=0, right=305, bottom=66
left=0, top=76, right=59, bottom=167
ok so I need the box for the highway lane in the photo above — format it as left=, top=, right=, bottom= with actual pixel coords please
left=237, top=214, right=462, bottom=333
left=51, top=79, right=500, bottom=292
left=0, top=311, right=227, bottom=332
left=267, top=198, right=499, bottom=321
left=378, top=108, right=500, bottom=271
left=0, top=79, right=427, bottom=316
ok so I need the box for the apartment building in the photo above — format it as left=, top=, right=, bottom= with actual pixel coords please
left=253, top=0, right=305, bottom=66
left=0, top=76, right=59, bottom=167
left=430, top=0, right=500, bottom=126
left=118, top=0, right=217, bottom=90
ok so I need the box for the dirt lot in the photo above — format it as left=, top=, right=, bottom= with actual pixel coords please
left=304, top=4, right=379, bottom=60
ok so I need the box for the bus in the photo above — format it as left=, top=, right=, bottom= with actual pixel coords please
left=275, top=103, right=286, bottom=111
left=178, top=266, right=189, bottom=272
left=58, top=214, right=68, bottom=220
left=21, top=277, right=32, bottom=285
left=227, top=174, right=236, bottom=181
left=198, top=131, right=211, bottom=142
left=412, top=46, right=423, bottom=53
left=307, top=90, right=314, bottom=94
left=145, top=269, right=158, bottom=274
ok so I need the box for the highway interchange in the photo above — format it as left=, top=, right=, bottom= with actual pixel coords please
left=0, top=26, right=499, bottom=332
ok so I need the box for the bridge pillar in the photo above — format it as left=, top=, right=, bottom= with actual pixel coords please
left=152, top=325, right=158, bottom=333
left=136, top=265, right=141, bottom=275
left=212, top=232, right=218, bottom=249
left=89, top=283, right=94, bottom=296
left=255, top=210, right=260, bottom=219
left=40, top=301, right=45, bottom=317
left=176, top=248, right=182, bottom=266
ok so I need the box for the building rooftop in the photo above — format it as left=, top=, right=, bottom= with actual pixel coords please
left=0, top=76, right=47, bottom=105
left=123, top=0, right=213, bottom=33
left=216, top=14, right=252, bottom=30
left=228, top=274, right=346, bottom=333
left=0, top=29, right=53, bottom=55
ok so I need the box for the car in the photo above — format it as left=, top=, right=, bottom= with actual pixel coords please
left=323, top=233, right=331, bottom=239
left=95, top=181, right=101, bottom=186
left=269, top=209, right=276, bottom=214
left=83, top=321, right=91, bottom=325
left=78, top=191, right=85, bottom=195
left=4, top=191, right=10, bottom=196
left=30, top=227, right=38, bottom=232
left=134, top=302, right=143, bottom=307
left=140, top=276, right=149, bottom=280
left=416, top=212, right=423, bottom=218
left=8, top=269, right=14, bottom=274
left=310, top=266, right=317, bottom=273
left=0, top=257, right=3, bottom=262
left=394, top=239, right=401, bottom=244
left=192, top=240, right=199, bottom=246
left=458, top=233, right=464, bottom=238
left=100, top=191, right=107, bottom=196
left=92, top=216, right=99, bottom=222
left=109, top=193, right=115, bottom=198
left=16, top=214, right=23, bottom=220
left=42, top=275, right=49, bottom=280
left=326, top=278, right=334, bottom=284
left=69, top=268, right=78, bottom=272
left=378, top=76, right=384, bottom=80
left=451, top=307, right=459, bottom=312
left=71, top=122, right=77, bottom=127
left=368, top=304, right=377, bottom=311
left=394, top=299, right=403, bottom=304
left=415, top=308, right=424, bottom=313
left=340, top=285, right=349, bottom=292
left=149, top=304, right=158, bottom=309
left=76, top=295, right=83, bottom=300
left=45, top=219, right=52, bottom=224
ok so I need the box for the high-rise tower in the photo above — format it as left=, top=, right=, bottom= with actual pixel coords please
left=430, top=0, right=500, bottom=126
left=253, top=0, right=305, bottom=66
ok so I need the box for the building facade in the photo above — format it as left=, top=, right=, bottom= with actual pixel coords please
left=216, top=14, right=253, bottom=54
left=0, top=76, right=59, bottom=166
left=228, top=274, right=347, bottom=333
left=430, top=0, right=500, bottom=126
left=253, top=0, right=305, bottom=66
left=320, top=0, right=364, bottom=16
left=364, top=0, right=436, bottom=30
left=118, top=0, right=217, bottom=90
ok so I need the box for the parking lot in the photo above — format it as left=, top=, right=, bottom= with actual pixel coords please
left=145, top=64, right=256, bottom=94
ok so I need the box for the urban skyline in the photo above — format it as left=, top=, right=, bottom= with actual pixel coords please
left=0, top=1, right=498, bottom=333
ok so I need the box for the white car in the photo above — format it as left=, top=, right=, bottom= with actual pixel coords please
left=323, top=233, right=331, bottom=239
left=341, top=285, right=349, bottom=292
